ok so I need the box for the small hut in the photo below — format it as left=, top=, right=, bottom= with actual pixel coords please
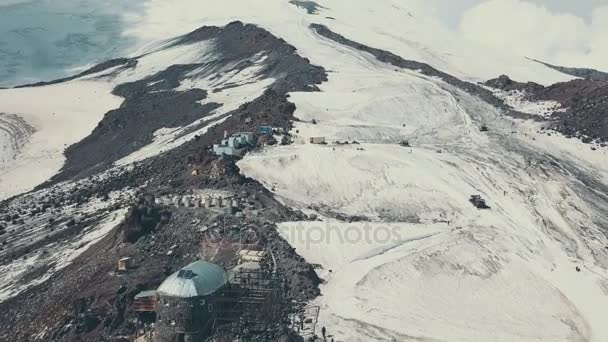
left=117, top=257, right=132, bottom=272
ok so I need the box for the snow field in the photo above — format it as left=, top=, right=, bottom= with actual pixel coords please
left=0, top=81, right=123, bottom=200
left=236, top=18, right=608, bottom=341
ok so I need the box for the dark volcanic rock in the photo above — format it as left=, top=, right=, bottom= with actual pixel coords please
left=541, top=79, right=608, bottom=141
left=0, top=21, right=327, bottom=342
left=122, top=200, right=170, bottom=243
left=50, top=21, right=326, bottom=184
left=530, top=59, right=608, bottom=82
left=57, top=87, right=221, bottom=181
left=486, top=75, right=608, bottom=142
left=289, top=0, right=324, bottom=14
left=14, top=58, right=138, bottom=88
left=484, top=74, right=544, bottom=93
left=140, top=89, right=299, bottom=191
left=173, top=21, right=327, bottom=94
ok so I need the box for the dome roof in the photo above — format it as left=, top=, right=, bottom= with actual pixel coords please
left=157, top=260, right=228, bottom=298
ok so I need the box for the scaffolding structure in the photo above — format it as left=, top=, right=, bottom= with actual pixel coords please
left=210, top=268, right=289, bottom=341
left=290, top=305, right=320, bottom=339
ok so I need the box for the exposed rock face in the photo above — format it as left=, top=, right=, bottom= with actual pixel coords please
left=288, top=0, right=324, bottom=14
left=51, top=21, right=326, bottom=184
left=57, top=87, right=221, bottom=182
left=176, top=21, right=327, bottom=94
left=530, top=59, right=608, bottom=82
left=485, top=75, right=608, bottom=142
left=138, top=89, right=299, bottom=191
left=484, top=74, right=544, bottom=94
left=542, top=79, right=608, bottom=142
left=122, top=200, right=170, bottom=243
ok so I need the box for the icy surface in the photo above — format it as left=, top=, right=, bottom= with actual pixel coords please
left=242, top=70, right=608, bottom=340
left=0, top=0, right=140, bottom=87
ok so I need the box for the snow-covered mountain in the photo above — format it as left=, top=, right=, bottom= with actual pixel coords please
left=1, top=1, right=607, bottom=341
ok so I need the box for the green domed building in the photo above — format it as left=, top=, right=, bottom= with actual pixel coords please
left=155, top=261, right=228, bottom=342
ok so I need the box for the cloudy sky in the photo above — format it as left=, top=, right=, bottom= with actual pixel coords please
left=424, top=0, right=608, bottom=70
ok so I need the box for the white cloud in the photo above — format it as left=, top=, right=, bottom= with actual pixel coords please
left=459, top=0, right=608, bottom=71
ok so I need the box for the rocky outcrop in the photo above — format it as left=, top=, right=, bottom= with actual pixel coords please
left=51, top=21, right=326, bottom=184
left=484, top=74, right=544, bottom=94
left=541, top=79, right=608, bottom=142
left=530, top=59, right=608, bottom=82
left=289, top=0, right=324, bottom=14
left=486, top=75, right=608, bottom=142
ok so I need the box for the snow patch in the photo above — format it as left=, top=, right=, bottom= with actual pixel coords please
left=488, top=87, right=566, bottom=117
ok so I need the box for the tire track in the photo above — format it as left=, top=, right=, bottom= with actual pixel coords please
left=0, top=113, right=35, bottom=169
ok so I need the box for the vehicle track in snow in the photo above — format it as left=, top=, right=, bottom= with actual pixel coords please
left=0, top=113, right=35, bottom=169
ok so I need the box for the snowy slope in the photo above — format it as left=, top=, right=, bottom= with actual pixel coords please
left=237, top=35, right=608, bottom=339
left=239, top=52, right=608, bottom=342
left=225, top=3, right=607, bottom=340
left=104, top=42, right=275, bottom=166
left=0, top=205, right=128, bottom=301
left=1, top=1, right=606, bottom=341
left=0, top=159, right=134, bottom=302
left=0, top=0, right=574, bottom=199
left=0, top=81, right=123, bottom=200
left=126, top=0, right=575, bottom=85
left=0, top=35, right=275, bottom=198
